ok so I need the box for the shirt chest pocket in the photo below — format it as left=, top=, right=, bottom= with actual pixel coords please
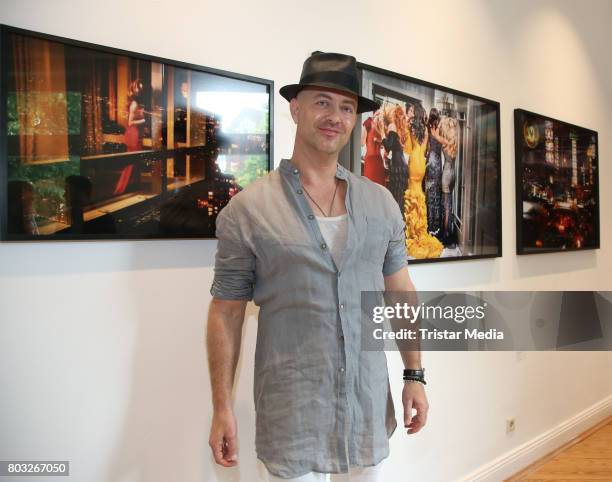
left=359, top=215, right=391, bottom=267
left=252, top=232, right=316, bottom=275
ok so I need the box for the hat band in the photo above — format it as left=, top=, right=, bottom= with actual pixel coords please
left=300, top=70, right=359, bottom=94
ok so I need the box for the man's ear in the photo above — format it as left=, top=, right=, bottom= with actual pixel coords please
left=289, top=97, right=299, bottom=124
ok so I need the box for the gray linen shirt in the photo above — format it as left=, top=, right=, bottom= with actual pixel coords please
left=210, top=158, right=407, bottom=478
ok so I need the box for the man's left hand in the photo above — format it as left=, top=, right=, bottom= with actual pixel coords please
left=402, top=381, right=428, bottom=434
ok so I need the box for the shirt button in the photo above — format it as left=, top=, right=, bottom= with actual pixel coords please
left=308, top=214, right=314, bottom=220
left=339, top=335, right=345, bottom=341
left=339, top=367, right=345, bottom=373
left=340, top=303, right=345, bottom=310
left=321, top=243, right=327, bottom=250
left=293, top=168, right=299, bottom=174
left=297, top=189, right=303, bottom=195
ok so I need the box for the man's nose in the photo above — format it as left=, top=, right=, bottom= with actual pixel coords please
left=325, top=105, right=342, bottom=125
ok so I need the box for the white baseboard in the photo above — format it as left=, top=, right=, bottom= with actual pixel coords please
left=457, top=394, right=612, bottom=482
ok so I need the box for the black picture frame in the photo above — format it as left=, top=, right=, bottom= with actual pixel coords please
left=0, top=24, right=273, bottom=241
left=514, top=109, right=600, bottom=255
left=345, top=62, right=502, bottom=264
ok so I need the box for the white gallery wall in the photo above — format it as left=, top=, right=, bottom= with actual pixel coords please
left=1, top=1, right=611, bottom=481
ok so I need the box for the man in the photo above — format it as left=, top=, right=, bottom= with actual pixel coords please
left=207, top=52, right=428, bottom=481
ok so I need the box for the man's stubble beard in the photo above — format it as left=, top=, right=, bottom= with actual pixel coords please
left=307, top=126, right=353, bottom=157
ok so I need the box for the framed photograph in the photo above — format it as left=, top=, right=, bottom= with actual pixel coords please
left=514, top=109, right=599, bottom=254
left=0, top=24, right=273, bottom=241
left=346, top=62, right=501, bottom=264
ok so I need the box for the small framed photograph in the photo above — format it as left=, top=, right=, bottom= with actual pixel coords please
left=514, top=109, right=600, bottom=254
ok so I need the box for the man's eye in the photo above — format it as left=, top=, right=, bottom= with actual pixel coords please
left=317, top=100, right=328, bottom=107
left=343, top=106, right=355, bottom=114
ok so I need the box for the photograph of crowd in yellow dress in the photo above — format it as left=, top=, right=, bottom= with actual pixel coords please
left=353, top=64, right=501, bottom=263
left=1, top=25, right=271, bottom=240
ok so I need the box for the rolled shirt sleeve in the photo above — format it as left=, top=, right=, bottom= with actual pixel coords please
left=210, top=200, right=256, bottom=300
left=382, top=188, right=408, bottom=277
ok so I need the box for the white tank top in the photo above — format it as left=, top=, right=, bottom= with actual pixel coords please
left=315, top=213, right=348, bottom=267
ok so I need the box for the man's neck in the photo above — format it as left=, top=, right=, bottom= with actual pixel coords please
left=289, top=143, right=339, bottom=186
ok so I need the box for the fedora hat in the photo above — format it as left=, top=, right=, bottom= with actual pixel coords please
left=279, top=51, right=379, bottom=114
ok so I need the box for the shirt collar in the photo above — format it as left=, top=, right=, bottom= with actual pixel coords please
left=278, top=158, right=349, bottom=181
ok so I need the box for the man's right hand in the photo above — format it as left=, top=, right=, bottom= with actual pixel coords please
left=209, top=408, right=239, bottom=467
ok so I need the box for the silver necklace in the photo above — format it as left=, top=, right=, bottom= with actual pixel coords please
left=302, top=178, right=339, bottom=217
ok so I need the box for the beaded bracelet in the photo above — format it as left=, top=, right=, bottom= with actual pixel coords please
left=403, top=376, right=427, bottom=385
left=404, top=379, right=426, bottom=385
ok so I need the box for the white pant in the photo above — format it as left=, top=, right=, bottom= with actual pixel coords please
left=267, top=463, right=383, bottom=482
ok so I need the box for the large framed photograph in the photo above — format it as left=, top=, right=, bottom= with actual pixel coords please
left=347, top=63, right=501, bottom=264
left=0, top=25, right=272, bottom=241
left=514, top=109, right=599, bottom=254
